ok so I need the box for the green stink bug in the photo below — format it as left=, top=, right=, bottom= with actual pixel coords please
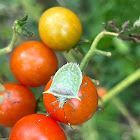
left=36, top=63, right=88, bottom=125
left=43, top=62, right=83, bottom=109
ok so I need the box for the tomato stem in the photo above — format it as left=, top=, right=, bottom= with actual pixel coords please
left=62, top=50, right=78, bottom=62
left=56, top=0, right=66, bottom=7
left=102, top=68, right=140, bottom=103
left=0, top=14, right=33, bottom=55
left=0, top=30, right=19, bottom=55
left=0, top=83, right=5, bottom=92
left=89, top=78, right=100, bottom=85
left=80, top=31, right=118, bottom=71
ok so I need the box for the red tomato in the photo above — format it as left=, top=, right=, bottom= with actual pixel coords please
left=0, top=83, right=36, bottom=127
left=10, top=41, right=58, bottom=87
left=9, top=114, right=67, bottom=140
left=43, top=75, right=98, bottom=125
left=39, top=7, right=82, bottom=51
left=97, top=87, right=107, bottom=98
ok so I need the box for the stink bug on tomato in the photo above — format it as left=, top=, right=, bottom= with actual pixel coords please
left=43, top=62, right=88, bottom=125
left=43, top=63, right=84, bottom=108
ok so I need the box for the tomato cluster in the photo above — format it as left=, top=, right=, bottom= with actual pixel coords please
left=0, top=7, right=99, bottom=140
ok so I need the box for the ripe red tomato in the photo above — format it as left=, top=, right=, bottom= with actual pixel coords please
left=39, top=7, right=82, bottom=51
left=0, top=83, right=36, bottom=127
left=97, top=87, right=107, bottom=98
left=9, top=114, right=67, bottom=140
left=43, top=75, right=98, bottom=125
left=10, top=41, right=58, bottom=87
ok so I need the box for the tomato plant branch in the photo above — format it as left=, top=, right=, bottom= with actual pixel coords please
left=0, top=30, right=18, bottom=55
left=0, top=14, right=33, bottom=55
left=102, top=68, right=140, bottom=103
left=80, top=31, right=118, bottom=71
left=62, top=50, right=77, bottom=62
left=0, top=138, right=9, bottom=140
left=56, top=0, right=66, bottom=7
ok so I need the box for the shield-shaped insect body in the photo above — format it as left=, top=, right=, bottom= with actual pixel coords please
left=43, top=62, right=82, bottom=108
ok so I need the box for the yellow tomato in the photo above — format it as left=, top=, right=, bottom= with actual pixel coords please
left=39, top=7, right=82, bottom=51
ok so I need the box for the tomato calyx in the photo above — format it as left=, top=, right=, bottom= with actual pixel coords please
left=14, top=14, right=33, bottom=38
left=0, top=95, right=4, bottom=104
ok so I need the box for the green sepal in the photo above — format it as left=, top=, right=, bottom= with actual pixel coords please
left=0, top=95, right=4, bottom=104
left=14, top=14, right=33, bottom=38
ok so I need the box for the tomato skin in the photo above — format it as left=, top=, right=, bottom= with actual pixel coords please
left=10, top=41, right=58, bottom=87
left=0, top=83, right=36, bottom=127
left=39, top=7, right=82, bottom=51
left=43, top=75, right=98, bottom=125
left=97, top=87, right=107, bottom=98
left=9, top=114, right=67, bottom=140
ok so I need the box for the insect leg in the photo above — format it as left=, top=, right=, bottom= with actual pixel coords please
left=79, top=95, right=89, bottom=99
left=63, top=106, right=72, bottom=128
left=35, top=115, right=49, bottom=125
left=80, top=76, right=87, bottom=88
left=35, top=100, right=59, bottom=125
left=67, top=101, right=76, bottom=117
left=49, top=100, right=59, bottom=114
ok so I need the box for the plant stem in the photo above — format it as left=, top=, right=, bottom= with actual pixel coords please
left=112, top=98, right=140, bottom=139
left=62, top=50, right=77, bottom=62
left=56, top=0, right=66, bottom=7
left=102, top=68, right=140, bottom=103
left=80, top=31, right=118, bottom=71
left=0, top=30, right=18, bottom=55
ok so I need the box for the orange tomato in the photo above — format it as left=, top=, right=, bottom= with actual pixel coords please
left=39, top=7, right=82, bottom=51
left=0, top=83, right=36, bottom=127
left=97, top=87, right=107, bottom=98
left=43, top=75, right=98, bottom=125
left=9, top=114, right=67, bottom=140
left=10, top=41, right=58, bottom=87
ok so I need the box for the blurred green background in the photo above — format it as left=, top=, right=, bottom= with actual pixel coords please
left=0, top=0, right=140, bottom=140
